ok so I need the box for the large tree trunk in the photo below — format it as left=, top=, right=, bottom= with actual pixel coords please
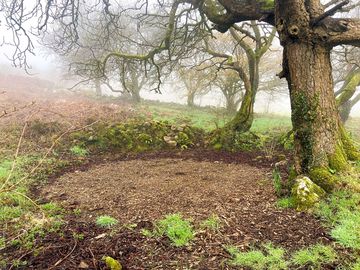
left=95, top=78, right=102, bottom=97
left=225, top=94, right=237, bottom=114
left=276, top=0, right=360, bottom=192
left=131, top=88, right=142, bottom=103
left=187, top=92, right=195, bottom=107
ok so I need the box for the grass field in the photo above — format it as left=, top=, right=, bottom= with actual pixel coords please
left=140, top=101, right=360, bottom=141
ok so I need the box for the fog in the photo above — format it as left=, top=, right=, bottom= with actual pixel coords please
left=1, top=52, right=359, bottom=117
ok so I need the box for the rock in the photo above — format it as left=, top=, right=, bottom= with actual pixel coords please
left=163, top=136, right=177, bottom=147
left=93, top=233, right=107, bottom=240
left=291, top=175, right=326, bottom=211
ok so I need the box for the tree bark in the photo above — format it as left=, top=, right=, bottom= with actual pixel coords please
left=187, top=92, right=195, bottom=107
left=275, top=0, right=360, bottom=191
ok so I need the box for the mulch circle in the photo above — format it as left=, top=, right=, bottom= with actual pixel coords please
left=6, top=150, right=334, bottom=269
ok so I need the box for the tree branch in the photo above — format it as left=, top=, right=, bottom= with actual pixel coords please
left=328, top=19, right=360, bottom=47
left=311, top=0, right=350, bottom=26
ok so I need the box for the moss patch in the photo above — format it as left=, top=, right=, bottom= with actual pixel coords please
left=328, top=143, right=350, bottom=172
left=309, top=167, right=337, bottom=192
left=340, top=126, right=360, bottom=161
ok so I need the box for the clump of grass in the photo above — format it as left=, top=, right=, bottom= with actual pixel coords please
left=0, top=160, right=12, bottom=179
left=154, top=213, right=194, bottom=247
left=317, top=190, right=360, bottom=249
left=291, top=244, right=337, bottom=269
left=226, top=243, right=288, bottom=270
left=96, top=215, right=119, bottom=228
left=0, top=206, right=24, bottom=222
left=331, top=211, right=360, bottom=249
left=272, top=168, right=282, bottom=197
left=276, top=197, right=295, bottom=208
left=140, top=228, right=153, bottom=237
left=70, top=145, right=88, bottom=157
left=200, top=214, right=221, bottom=231
left=41, top=202, right=63, bottom=216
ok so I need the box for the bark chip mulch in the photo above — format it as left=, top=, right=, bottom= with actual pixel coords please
left=23, top=151, right=331, bottom=269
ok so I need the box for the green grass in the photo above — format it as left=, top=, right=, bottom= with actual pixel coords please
left=142, top=103, right=230, bottom=131
left=70, top=145, right=88, bottom=157
left=317, top=190, right=360, bottom=249
left=349, top=259, right=360, bottom=270
left=0, top=160, right=13, bottom=179
left=200, top=214, right=221, bottom=231
left=154, top=213, right=194, bottom=247
left=276, top=197, right=295, bottom=209
left=331, top=212, right=360, bottom=249
left=141, top=101, right=292, bottom=134
left=95, top=215, right=119, bottom=228
left=272, top=167, right=282, bottom=197
left=291, top=244, right=337, bottom=269
left=226, top=243, right=288, bottom=270
left=41, top=202, right=63, bottom=217
left=250, top=115, right=291, bottom=134
left=226, top=243, right=338, bottom=270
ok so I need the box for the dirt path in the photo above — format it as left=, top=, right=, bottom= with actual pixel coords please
left=33, top=153, right=331, bottom=269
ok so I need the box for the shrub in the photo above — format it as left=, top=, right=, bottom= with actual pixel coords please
left=208, top=128, right=267, bottom=152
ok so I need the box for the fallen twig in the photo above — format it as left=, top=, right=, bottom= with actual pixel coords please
left=48, top=240, right=77, bottom=270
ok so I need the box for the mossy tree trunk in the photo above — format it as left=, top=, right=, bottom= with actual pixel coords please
left=276, top=0, right=360, bottom=192
left=227, top=23, right=275, bottom=133
left=229, top=74, right=256, bottom=132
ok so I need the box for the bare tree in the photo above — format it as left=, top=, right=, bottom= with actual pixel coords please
left=202, top=21, right=277, bottom=132
left=177, top=66, right=212, bottom=107
left=213, top=69, right=244, bottom=113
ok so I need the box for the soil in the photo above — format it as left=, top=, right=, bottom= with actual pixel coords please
left=12, top=150, right=333, bottom=270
